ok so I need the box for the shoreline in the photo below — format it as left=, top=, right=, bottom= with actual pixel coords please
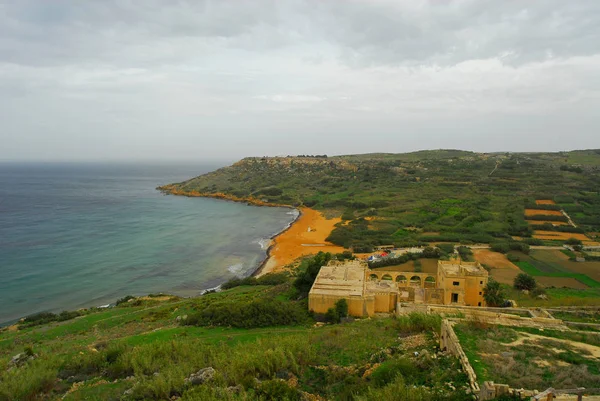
left=252, top=208, right=303, bottom=277
left=159, top=187, right=345, bottom=278
left=157, top=185, right=293, bottom=208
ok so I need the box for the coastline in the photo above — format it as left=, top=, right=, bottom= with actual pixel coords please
left=157, top=185, right=293, bottom=208
left=159, top=187, right=346, bottom=278
left=252, top=208, right=303, bottom=277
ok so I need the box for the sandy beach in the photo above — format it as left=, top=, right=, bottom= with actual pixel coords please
left=256, top=207, right=345, bottom=276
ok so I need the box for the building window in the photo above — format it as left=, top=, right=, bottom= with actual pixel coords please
left=480, top=281, right=483, bottom=284
left=451, top=293, right=459, bottom=303
left=479, top=292, right=482, bottom=295
left=453, top=281, right=460, bottom=286
left=478, top=302, right=482, bottom=306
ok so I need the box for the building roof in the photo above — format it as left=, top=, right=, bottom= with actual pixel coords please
left=438, top=260, right=487, bottom=277
left=309, top=260, right=365, bottom=297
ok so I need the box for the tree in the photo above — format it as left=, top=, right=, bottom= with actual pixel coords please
left=565, top=238, right=583, bottom=246
left=513, top=273, right=536, bottom=291
left=335, top=299, right=348, bottom=319
left=483, top=279, right=505, bottom=307
left=293, top=252, right=332, bottom=297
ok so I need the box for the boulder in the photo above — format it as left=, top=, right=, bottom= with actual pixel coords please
left=8, top=352, right=35, bottom=368
left=185, top=367, right=215, bottom=385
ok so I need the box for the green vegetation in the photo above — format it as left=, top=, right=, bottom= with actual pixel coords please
left=483, top=279, right=506, bottom=307
left=454, top=322, right=600, bottom=390
left=0, top=278, right=470, bottom=400
left=515, top=261, right=600, bottom=288
left=161, top=150, right=600, bottom=250
left=221, top=272, right=290, bottom=290
left=513, top=273, right=536, bottom=291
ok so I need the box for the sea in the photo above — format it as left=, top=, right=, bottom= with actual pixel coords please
left=0, top=162, right=298, bottom=325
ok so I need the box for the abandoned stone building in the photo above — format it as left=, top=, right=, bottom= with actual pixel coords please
left=308, top=258, right=489, bottom=317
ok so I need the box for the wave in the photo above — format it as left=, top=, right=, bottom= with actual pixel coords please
left=254, top=238, right=271, bottom=250
left=227, top=263, right=245, bottom=276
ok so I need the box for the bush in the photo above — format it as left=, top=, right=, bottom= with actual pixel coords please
left=436, top=243, right=455, bottom=254
left=566, top=238, right=583, bottom=245
left=221, top=273, right=289, bottom=290
left=514, top=273, right=536, bottom=291
left=293, top=252, right=332, bottom=297
left=335, top=299, right=348, bottom=319
left=184, top=299, right=308, bottom=328
left=490, top=242, right=510, bottom=253
left=116, top=295, right=135, bottom=306
left=483, top=279, right=505, bottom=307
left=507, top=254, right=520, bottom=262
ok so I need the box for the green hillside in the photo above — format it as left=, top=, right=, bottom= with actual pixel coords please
left=161, top=149, right=600, bottom=251
left=0, top=271, right=469, bottom=401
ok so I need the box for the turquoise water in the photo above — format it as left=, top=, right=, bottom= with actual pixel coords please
left=0, top=163, right=297, bottom=325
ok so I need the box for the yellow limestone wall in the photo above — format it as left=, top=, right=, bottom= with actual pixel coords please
left=373, top=293, right=397, bottom=313
left=308, top=294, right=369, bottom=317
left=464, top=276, right=487, bottom=306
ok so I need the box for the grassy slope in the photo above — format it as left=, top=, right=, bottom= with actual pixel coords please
left=160, top=150, right=600, bottom=249
left=0, top=284, right=470, bottom=401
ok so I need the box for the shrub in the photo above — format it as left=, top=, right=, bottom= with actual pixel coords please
left=184, top=299, right=308, bottom=328
left=221, top=273, right=289, bottom=290
left=566, top=238, right=583, bottom=245
left=507, top=254, right=520, bottom=262
left=490, top=242, right=510, bottom=253
left=483, top=279, right=505, bottom=307
left=436, top=243, right=455, bottom=254
left=514, top=273, right=536, bottom=291
left=335, top=299, right=348, bottom=320
left=293, top=252, right=332, bottom=297
left=116, top=295, right=136, bottom=306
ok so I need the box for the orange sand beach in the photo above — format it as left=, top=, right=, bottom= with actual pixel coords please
left=256, top=208, right=345, bottom=276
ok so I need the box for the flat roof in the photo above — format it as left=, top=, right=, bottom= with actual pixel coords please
left=309, top=261, right=365, bottom=297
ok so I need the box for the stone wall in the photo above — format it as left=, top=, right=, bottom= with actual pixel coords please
left=440, top=320, right=480, bottom=395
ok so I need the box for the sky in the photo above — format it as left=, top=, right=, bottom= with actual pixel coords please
left=1, top=0, right=599, bottom=162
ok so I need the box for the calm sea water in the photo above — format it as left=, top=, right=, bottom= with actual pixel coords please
left=0, top=162, right=297, bottom=325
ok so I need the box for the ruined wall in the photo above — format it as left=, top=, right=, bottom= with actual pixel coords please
left=423, top=288, right=445, bottom=304
left=440, top=320, right=480, bottom=394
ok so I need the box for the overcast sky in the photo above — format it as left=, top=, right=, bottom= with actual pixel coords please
left=1, top=0, right=599, bottom=162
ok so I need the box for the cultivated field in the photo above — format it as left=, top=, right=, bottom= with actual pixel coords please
left=532, top=231, right=593, bottom=242
left=526, top=220, right=568, bottom=225
left=525, top=209, right=564, bottom=216
left=376, top=258, right=438, bottom=274
left=473, top=249, right=520, bottom=285
left=536, top=276, right=589, bottom=289
left=535, top=200, right=556, bottom=205
left=512, top=250, right=600, bottom=289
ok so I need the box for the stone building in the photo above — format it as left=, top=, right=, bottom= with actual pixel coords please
left=308, top=258, right=488, bottom=317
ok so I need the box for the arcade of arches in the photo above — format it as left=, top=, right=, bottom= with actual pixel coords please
left=308, top=259, right=489, bottom=317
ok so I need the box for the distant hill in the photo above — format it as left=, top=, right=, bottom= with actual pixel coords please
left=160, top=149, right=600, bottom=251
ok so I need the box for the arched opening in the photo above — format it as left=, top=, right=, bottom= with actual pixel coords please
left=396, top=275, right=407, bottom=285
left=369, top=274, right=378, bottom=281
left=381, top=274, right=393, bottom=281
left=410, top=276, right=421, bottom=287
left=424, top=276, right=436, bottom=288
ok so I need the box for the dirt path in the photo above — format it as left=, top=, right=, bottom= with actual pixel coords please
left=506, top=332, right=600, bottom=358
left=561, top=209, right=577, bottom=227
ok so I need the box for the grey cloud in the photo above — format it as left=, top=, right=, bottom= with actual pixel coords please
left=0, top=0, right=599, bottom=162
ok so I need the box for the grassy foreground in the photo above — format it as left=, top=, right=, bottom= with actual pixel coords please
left=0, top=281, right=471, bottom=401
